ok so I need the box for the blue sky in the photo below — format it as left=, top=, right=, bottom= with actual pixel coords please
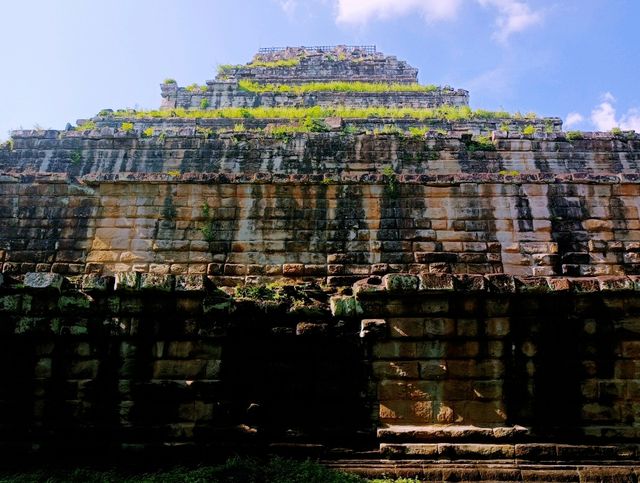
left=1, top=0, right=639, bottom=139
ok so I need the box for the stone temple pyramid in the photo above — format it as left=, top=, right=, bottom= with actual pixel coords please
left=0, top=46, right=639, bottom=478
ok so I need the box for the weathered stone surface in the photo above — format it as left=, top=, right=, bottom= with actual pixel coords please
left=360, top=318, right=387, bottom=338
left=330, top=295, right=363, bottom=317
left=81, top=274, right=112, bottom=291
left=3, top=45, right=640, bottom=469
left=114, top=272, right=139, bottom=291
left=175, top=274, right=207, bottom=292
left=23, top=272, right=64, bottom=290
left=140, top=273, right=174, bottom=291
left=384, top=274, right=420, bottom=292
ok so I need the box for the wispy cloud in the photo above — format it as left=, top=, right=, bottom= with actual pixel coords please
left=276, top=0, right=298, bottom=18
left=335, top=0, right=462, bottom=25
left=333, top=0, right=543, bottom=42
left=565, top=112, right=584, bottom=128
left=477, top=0, right=543, bottom=43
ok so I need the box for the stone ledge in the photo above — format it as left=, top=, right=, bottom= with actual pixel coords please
left=377, top=424, right=530, bottom=443
left=322, top=459, right=640, bottom=481
left=3, top=169, right=636, bottom=186
left=378, top=442, right=640, bottom=463
left=353, top=274, right=640, bottom=297
left=70, top=171, right=640, bottom=186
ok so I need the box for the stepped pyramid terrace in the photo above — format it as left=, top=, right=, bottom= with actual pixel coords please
left=1, top=46, right=640, bottom=479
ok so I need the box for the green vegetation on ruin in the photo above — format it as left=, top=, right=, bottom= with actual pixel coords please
left=566, top=130, right=584, bottom=141
left=110, top=105, right=518, bottom=121
left=162, top=78, right=177, bottom=85
left=237, top=79, right=439, bottom=94
left=218, top=58, right=301, bottom=76
left=75, top=120, right=97, bottom=131
left=0, top=456, right=415, bottom=483
left=185, top=83, right=208, bottom=93
left=120, top=122, right=135, bottom=132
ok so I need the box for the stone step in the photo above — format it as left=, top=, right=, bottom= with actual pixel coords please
left=379, top=442, right=640, bottom=463
left=377, top=424, right=531, bottom=442
left=322, top=459, right=640, bottom=482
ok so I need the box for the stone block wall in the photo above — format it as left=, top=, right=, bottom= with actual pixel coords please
left=0, top=273, right=371, bottom=457
left=1, top=130, right=640, bottom=280
left=358, top=273, right=640, bottom=463
left=2, top=271, right=640, bottom=465
left=159, top=82, right=470, bottom=110
left=216, top=53, right=419, bottom=84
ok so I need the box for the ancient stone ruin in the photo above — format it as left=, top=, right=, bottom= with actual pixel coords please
left=1, top=45, right=640, bottom=479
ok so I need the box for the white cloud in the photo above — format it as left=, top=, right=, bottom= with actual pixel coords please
left=333, top=0, right=542, bottom=42
left=335, top=0, right=462, bottom=25
left=477, top=0, right=543, bottom=43
left=277, top=0, right=298, bottom=17
left=565, top=112, right=584, bottom=128
left=589, top=92, right=640, bottom=132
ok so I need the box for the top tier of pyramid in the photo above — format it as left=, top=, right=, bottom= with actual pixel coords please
left=160, top=46, right=469, bottom=110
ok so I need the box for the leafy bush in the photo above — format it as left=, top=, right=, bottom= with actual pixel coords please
left=566, top=130, right=583, bottom=141
left=464, top=135, right=496, bottom=152
left=142, top=127, right=154, bottom=138
left=611, top=127, right=623, bottom=135
left=200, top=98, right=210, bottom=109
left=407, top=126, right=430, bottom=138
left=163, top=78, right=177, bottom=85
left=120, top=122, right=134, bottom=133
left=1, top=139, right=14, bottom=151
left=302, top=116, right=330, bottom=132
left=75, top=120, right=97, bottom=131
left=522, top=125, right=536, bottom=135
left=196, top=126, right=215, bottom=138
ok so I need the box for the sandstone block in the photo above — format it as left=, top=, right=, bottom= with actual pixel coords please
left=24, top=272, right=64, bottom=291
left=360, top=318, right=387, bottom=338
left=329, top=295, right=363, bottom=318
left=373, top=361, right=420, bottom=379
left=388, top=318, right=424, bottom=338
left=152, top=359, right=208, bottom=379
left=383, top=273, right=420, bottom=292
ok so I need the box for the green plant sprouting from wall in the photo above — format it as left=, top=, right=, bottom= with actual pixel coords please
left=69, top=150, right=83, bottom=164
left=163, top=78, right=177, bottom=85
left=75, top=120, right=97, bottom=131
left=407, top=126, right=430, bottom=138
left=522, top=125, right=536, bottom=136
left=237, top=80, right=439, bottom=95
left=200, top=202, right=215, bottom=242
left=200, top=98, right=210, bottom=109
left=1, top=139, right=14, bottom=151
left=162, top=195, right=177, bottom=221
left=217, top=58, right=301, bottom=78
left=381, top=165, right=399, bottom=198
left=463, top=135, right=496, bottom=152
left=566, top=130, right=584, bottom=141
left=185, top=83, right=208, bottom=93
left=120, top=122, right=135, bottom=133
